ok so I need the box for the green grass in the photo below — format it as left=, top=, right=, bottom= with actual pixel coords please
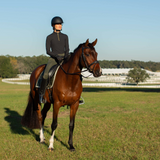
left=0, top=79, right=160, bottom=159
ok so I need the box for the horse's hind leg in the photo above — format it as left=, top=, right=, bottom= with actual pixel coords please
left=39, top=102, right=51, bottom=143
left=41, top=102, right=51, bottom=126
left=35, top=102, right=44, bottom=143
left=32, top=92, right=44, bottom=143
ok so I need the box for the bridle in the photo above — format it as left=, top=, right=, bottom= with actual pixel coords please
left=59, top=46, right=99, bottom=77
left=80, top=46, right=99, bottom=73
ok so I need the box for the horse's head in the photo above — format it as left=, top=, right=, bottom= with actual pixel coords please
left=80, top=39, right=102, bottom=77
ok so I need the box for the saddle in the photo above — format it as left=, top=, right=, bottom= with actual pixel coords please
left=35, top=64, right=60, bottom=89
left=35, top=54, right=71, bottom=89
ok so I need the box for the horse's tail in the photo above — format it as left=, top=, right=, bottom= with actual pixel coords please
left=21, top=91, right=40, bottom=129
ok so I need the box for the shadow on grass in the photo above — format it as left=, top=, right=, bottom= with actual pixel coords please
left=4, top=108, right=29, bottom=135
left=4, top=108, right=69, bottom=149
left=4, top=108, right=39, bottom=141
left=83, top=87, right=160, bottom=93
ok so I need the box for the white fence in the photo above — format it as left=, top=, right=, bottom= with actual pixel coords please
left=2, top=79, right=30, bottom=85
left=2, top=75, right=160, bottom=88
left=82, top=83, right=160, bottom=88
left=2, top=74, right=30, bottom=85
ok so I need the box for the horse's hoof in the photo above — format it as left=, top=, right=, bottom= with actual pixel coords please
left=48, top=148, right=54, bottom=152
left=70, top=147, right=75, bottom=152
left=40, top=141, right=45, bottom=144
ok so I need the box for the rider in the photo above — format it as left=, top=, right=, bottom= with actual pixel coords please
left=39, top=16, right=69, bottom=103
left=39, top=16, right=84, bottom=105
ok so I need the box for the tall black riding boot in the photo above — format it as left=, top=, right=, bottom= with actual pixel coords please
left=39, top=78, right=47, bottom=103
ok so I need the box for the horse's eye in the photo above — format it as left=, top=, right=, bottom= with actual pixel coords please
left=86, top=53, right=90, bottom=57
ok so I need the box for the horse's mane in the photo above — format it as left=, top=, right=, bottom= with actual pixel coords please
left=73, top=43, right=84, bottom=54
left=63, top=42, right=95, bottom=64
left=63, top=43, right=84, bottom=64
left=73, top=42, right=95, bottom=54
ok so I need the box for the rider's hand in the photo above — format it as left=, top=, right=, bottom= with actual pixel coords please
left=57, top=56, right=63, bottom=62
left=64, top=54, right=68, bottom=59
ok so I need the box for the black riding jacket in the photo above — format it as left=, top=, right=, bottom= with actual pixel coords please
left=46, top=32, right=69, bottom=59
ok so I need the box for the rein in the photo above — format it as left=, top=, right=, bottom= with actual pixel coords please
left=59, top=46, right=99, bottom=78
left=59, top=65, right=89, bottom=77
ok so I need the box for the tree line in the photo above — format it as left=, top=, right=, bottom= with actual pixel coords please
left=100, top=60, right=160, bottom=72
left=0, top=55, right=160, bottom=78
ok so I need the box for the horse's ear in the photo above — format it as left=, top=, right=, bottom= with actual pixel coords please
left=85, top=39, right=89, bottom=47
left=92, top=39, right=97, bottom=46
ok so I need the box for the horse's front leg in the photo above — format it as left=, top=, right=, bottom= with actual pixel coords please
left=48, top=103, right=60, bottom=151
left=68, top=101, right=79, bottom=151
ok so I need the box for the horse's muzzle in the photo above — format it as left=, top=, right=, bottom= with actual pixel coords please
left=93, top=66, right=102, bottom=77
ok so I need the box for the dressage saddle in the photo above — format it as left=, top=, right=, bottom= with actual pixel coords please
left=35, top=64, right=59, bottom=89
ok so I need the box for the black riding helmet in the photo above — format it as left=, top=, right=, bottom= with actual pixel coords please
left=51, top=16, right=63, bottom=26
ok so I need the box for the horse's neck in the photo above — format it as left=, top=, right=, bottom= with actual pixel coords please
left=60, top=51, right=82, bottom=90
left=64, top=51, right=81, bottom=74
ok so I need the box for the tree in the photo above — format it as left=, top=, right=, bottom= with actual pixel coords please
left=10, top=57, right=18, bottom=69
left=0, top=56, right=18, bottom=78
left=126, top=68, right=150, bottom=85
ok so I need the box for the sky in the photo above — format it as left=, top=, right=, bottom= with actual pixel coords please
left=0, top=0, right=160, bottom=62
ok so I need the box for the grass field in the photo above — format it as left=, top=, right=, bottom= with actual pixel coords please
left=0, top=80, right=160, bottom=160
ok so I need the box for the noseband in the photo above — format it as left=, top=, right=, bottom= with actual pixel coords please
left=80, top=47, right=99, bottom=73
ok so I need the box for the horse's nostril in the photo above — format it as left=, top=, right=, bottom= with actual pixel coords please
left=95, top=70, right=99, bottom=75
left=94, top=69, right=102, bottom=77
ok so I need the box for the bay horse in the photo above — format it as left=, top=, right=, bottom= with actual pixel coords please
left=21, top=39, right=102, bottom=151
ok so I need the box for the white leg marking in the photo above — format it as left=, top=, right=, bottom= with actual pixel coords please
left=49, top=131, right=55, bottom=149
left=39, top=126, right=45, bottom=143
